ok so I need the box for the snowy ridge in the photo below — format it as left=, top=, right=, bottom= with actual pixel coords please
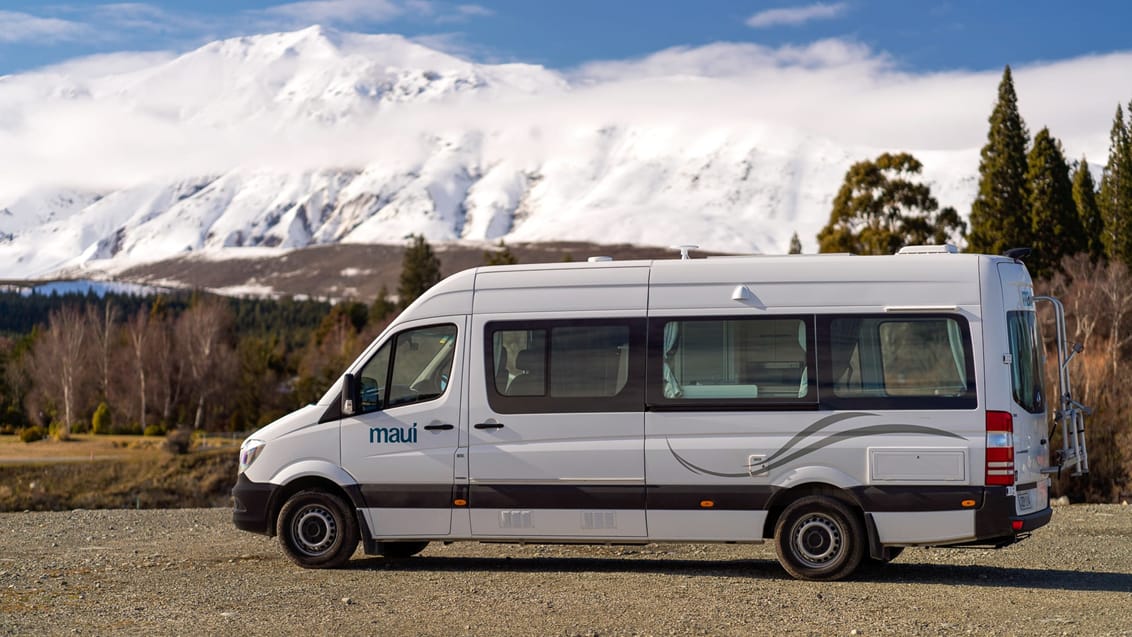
left=0, top=26, right=982, bottom=280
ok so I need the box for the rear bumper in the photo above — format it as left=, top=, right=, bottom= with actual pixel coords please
left=973, top=486, right=1052, bottom=544
left=231, top=474, right=279, bottom=536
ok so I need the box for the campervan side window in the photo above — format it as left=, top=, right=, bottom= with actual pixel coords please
left=648, top=316, right=817, bottom=409
left=819, top=314, right=976, bottom=410
left=1007, top=311, right=1045, bottom=414
left=356, top=323, right=458, bottom=413
left=485, top=319, right=645, bottom=414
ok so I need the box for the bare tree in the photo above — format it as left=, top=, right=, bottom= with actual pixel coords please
left=146, top=309, right=183, bottom=426
left=1096, top=260, right=1132, bottom=377
left=1046, top=255, right=1104, bottom=400
left=125, top=307, right=151, bottom=431
left=86, top=302, right=120, bottom=404
left=1042, top=256, right=1132, bottom=501
left=29, top=306, right=90, bottom=438
left=176, top=298, right=234, bottom=429
left=1049, top=255, right=1102, bottom=350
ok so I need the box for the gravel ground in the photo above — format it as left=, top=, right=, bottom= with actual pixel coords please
left=1, top=504, right=1130, bottom=636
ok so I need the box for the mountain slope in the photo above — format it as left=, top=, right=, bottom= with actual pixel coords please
left=0, top=26, right=979, bottom=280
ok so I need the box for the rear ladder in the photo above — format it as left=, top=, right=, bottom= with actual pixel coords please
left=1035, top=296, right=1090, bottom=476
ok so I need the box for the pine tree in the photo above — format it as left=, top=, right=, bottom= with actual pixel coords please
left=398, top=234, right=443, bottom=310
left=817, top=152, right=965, bottom=255
left=370, top=285, right=396, bottom=323
left=1099, top=103, right=1132, bottom=267
left=484, top=240, right=519, bottom=266
left=967, top=66, right=1031, bottom=255
left=1072, top=156, right=1105, bottom=263
left=1026, top=128, right=1083, bottom=280
left=788, top=232, right=803, bottom=254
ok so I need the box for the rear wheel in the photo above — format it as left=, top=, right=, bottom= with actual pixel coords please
left=774, top=495, right=865, bottom=581
left=375, top=541, right=429, bottom=558
left=276, top=490, right=359, bottom=569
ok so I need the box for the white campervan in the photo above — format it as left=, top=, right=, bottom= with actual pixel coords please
left=232, top=246, right=1088, bottom=580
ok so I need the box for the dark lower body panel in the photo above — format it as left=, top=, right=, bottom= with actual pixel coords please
left=231, top=474, right=279, bottom=535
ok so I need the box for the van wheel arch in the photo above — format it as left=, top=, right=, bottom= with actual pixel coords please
left=268, top=477, right=368, bottom=539
left=762, top=483, right=863, bottom=540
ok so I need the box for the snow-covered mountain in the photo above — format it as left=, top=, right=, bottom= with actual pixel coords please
left=0, top=26, right=982, bottom=280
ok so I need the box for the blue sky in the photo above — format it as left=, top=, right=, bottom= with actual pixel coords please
left=1, top=0, right=1130, bottom=76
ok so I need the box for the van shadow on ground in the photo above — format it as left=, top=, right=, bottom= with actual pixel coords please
left=350, top=555, right=1132, bottom=593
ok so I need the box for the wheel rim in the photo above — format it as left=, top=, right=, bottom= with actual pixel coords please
left=289, top=504, right=339, bottom=557
left=790, top=513, right=843, bottom=568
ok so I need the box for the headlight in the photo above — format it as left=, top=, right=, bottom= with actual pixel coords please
left=239, top=439, right=266, bottom=474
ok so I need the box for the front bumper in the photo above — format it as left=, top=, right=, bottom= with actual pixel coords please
left=231, top=474, right=279, bottom=536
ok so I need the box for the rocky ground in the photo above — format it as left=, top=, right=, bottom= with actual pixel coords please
left=1, top=505, right=1130, bottom=636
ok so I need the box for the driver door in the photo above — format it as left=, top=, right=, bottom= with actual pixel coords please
left=341, top=317, right=465, bottom=537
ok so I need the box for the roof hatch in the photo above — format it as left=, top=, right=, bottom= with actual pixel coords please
left=896, top=244, right=959, bottom=255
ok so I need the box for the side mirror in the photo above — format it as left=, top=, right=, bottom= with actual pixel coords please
left=341, top=373, right=357, bottom=416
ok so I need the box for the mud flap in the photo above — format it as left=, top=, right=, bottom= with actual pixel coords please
left=865, top=512, right=885, bottom=560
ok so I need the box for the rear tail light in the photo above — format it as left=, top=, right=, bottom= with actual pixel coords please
left=985, top=410, right=1015, bottom=486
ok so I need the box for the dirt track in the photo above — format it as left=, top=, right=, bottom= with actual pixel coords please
left=1, top=505, right=1131, bottom=636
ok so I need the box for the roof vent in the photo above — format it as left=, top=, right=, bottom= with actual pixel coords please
left=587, top=256, right=613, bottom=263
left=897, top=244, right=958, bottom=255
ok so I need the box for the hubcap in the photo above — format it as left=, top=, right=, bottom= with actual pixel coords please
left=290, top=504, right=338, bottom=556
left=791, top=513, right=843, bottom=568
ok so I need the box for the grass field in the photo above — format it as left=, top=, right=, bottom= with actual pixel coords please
left=0, top=433, right=241, bottom=511
left=0, top=432, right=241, bottom=465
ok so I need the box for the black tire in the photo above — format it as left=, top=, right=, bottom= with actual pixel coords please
left=774, top=495, right=866, bottom=581
left=276, top=490, right=359, bottom=569
left=375, top=541, right=429, bottom=558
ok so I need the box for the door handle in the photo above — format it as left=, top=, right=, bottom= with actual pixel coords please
left=474, top=422, right=504, bottom=429
left=424, top=424, right=454, bottom=431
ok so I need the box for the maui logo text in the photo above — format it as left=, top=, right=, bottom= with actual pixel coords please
left=369, top=424, right=418, bottom=444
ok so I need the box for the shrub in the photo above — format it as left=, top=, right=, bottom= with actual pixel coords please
left=47, top=421, right=70, bottom=441
left=91, top=402, right=112, bottom=435
left=165, top=427, right=194, bottom=455
left=143, top=424, right=166, bottom=437
left=19, top=425, right=46, bottom=443
left=0, top=423, right=15, bottom=435
left=112, top=422, right=142, bottom=436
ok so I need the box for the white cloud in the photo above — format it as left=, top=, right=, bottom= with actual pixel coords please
left=425, top=2, right=493, bottom=24
left=567, top=40, right=1127, bottom=159
left=457, top=4, right=493, bottom=17
left=260, top=0, right=406, bottom=25
left=573, top=39, right=887, bottom=82
left=90, top=3, right=214, bottom=35
left=0, top=10, right=89, bottom=43
left=0, top=32, right=1127, bottom=204
left=29, top=50, right=177, bottom=77
left=409, top=32, right=482, bottom=58
left=746, top=2, right=848, bottom=28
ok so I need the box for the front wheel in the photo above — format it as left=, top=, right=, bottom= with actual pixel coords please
left=774, top=495, right=865, bottom=581
left=276, top=490, right=359, bottom=569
